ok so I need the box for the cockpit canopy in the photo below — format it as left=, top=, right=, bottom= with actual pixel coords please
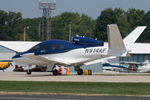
left=72, top=37, right=104, bottom=47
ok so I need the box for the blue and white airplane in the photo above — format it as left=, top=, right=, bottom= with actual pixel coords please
left=12, top=24, right=146, bottom=75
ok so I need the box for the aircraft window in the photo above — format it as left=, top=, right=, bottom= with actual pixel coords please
left=31, top=45, right=40, bottom=51
left=42, top=44, right=48, bottom=51
left=59, top=45, right=64, bottom=50
left=50, top=44, right=56, bottom=50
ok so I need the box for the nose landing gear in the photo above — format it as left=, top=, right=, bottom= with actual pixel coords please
left=26, top=69, right=32, bottom=75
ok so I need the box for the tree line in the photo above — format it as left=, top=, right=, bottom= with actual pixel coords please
left=0, top=8, right=150, bottom=42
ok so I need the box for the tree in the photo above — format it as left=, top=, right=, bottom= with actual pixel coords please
left=7, top=12, right=23, bottom=40
left=22, top=17, right=42, bottom=41
left=138, top=10, right=150, bottom=42
left=0, top=10, right=8, bottom=40
left=51, top=12, right=95, bottom=40
left=126, top=8, right=145, bottom=28
left=0, top=9, right=149, bottom=42
left=0, top=10, right=23, bottom=41
left=76, top=14, right=95, bottom=38
left=94, top=8, right=129, bottom=41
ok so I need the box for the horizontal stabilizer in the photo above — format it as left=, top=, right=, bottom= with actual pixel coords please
left=123, top=26, right=146, bottom=50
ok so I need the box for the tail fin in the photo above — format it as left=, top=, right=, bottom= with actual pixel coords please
left=123, top=26, right=146, bottom=50
left=107, top=24, right=127, bottom=56
left=107, top=24, right=146, bottom=57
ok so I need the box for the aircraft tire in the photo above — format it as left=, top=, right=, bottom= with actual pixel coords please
left=26, top=70, right=32, bottom=75
left=77, top=69, right=83, bottom=75
left=53, top=69, right=59, bottom=76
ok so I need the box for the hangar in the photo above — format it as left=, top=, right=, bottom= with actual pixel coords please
left=0, top=41, right=39, bottom=72
left=119, top=43, right=150, bottom=63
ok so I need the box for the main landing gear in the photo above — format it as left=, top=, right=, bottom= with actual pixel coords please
left=75, top=67, right=83, bottom=75
left=52, top=65, right=70, bottom=76
left=52, top=65, right=61, bottom=76
left=26, top=65, right=32, bottom=75
left=77, top=68, right=83, bottom=75
left=26, top=69, right=32, bottom=75
left=52, top=69, right=59, bottom=76
left=75, top=67, right=92, bottom=75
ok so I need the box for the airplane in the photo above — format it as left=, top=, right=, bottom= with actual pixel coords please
left=12, top=24, right=146, bottom=75
left=102, top=61, right=150, bottom=73
left=120, top=60, right=150, bottom=73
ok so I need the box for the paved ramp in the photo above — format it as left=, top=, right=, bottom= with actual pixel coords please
left=1, top=72, right=150, bottom=83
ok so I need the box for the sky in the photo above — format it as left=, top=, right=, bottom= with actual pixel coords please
left=0, top=0, right=150, bottom=19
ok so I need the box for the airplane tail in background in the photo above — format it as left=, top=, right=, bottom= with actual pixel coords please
left=107, top=24, right=146, bottom=57
left=123, top=26, right=147, bottom=50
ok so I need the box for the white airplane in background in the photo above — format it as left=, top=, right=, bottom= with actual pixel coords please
left=12, top=24, right=146, bottom=75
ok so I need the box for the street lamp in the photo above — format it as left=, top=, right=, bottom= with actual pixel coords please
left=24, top=26, right=29, bottom=41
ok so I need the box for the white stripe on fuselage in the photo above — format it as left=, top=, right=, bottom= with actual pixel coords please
left=13, top=46, right=108, bottom=66
left=40, top=46, right=108, bottom=65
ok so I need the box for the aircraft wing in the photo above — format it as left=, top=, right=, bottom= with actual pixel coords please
left=22, top=53, right=71, bottom=65
left=23, top=53, right=110, bottom=66
left=84, top=56, right=115, bottom=65
left=71, top=55, right=109, bottom=66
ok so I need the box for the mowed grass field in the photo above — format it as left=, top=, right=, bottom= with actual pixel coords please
left=0, top=81, right=150, bottom=96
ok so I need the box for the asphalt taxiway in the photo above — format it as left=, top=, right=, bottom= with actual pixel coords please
left=0, top=94, right=150, bottom=100
left=1, top=72, right=150, bottom=99
left=1, top=72, right=150, bottom=83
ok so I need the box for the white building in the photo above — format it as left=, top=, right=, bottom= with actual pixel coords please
left=120, top=43, right=150, bottom=63
left=0, top=41, right=39, bottom=72
left=0, top=41, right=40, bottom=61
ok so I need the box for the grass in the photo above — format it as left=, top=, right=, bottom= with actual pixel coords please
left=0, top=81, right=150, bottom=96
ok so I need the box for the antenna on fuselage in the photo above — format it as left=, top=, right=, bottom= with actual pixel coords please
left=75, top=34, right=79, bottom=37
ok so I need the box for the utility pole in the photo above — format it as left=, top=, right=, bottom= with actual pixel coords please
left=24, top=27, right=26, bottom=41
left=69, top=23, right=72, bottom=41
left=39, top=0, right=56, bottom=40
left=38, top=23, right=41, bottom=41
left=24, top=26, right=29, bottom=41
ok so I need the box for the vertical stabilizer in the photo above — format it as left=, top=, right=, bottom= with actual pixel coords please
left=107, top=24, right=127, bottom=56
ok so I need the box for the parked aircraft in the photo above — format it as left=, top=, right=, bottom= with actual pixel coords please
left=12, top=24, right=146, bottom=75
left=121, top=60, right=150, bottom=73
left=137, top=60, right=150, bottom=73
left=102, top=60, right=150, bottom=73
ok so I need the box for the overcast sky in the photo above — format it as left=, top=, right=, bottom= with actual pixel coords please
left=0, top=0, right=149, bottom=19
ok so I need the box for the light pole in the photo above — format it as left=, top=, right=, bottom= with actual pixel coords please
left=69, top=23, right=72, bottom=41
left=24, top=26, right=29, bottom=41
left=39, top=0, right=56, bottom=40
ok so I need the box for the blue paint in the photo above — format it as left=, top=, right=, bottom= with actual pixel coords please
left=12, top=37, right=104, bottom=59
left=102, top=63, right=127, bottom=69
left=72, top=37, right=103, bottom=46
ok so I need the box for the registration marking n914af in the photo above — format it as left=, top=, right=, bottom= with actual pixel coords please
left=85, top=48, right=107, bottom=53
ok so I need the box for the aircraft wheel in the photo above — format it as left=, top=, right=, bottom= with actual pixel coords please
left=53, top=69, right=59, bottom=76
left=77, top=69, right=83, bottom=75
left=26, top=70, right=32, bottom=75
